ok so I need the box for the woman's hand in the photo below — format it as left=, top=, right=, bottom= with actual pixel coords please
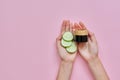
left=74, top=22, right=98, bottom=62
left=56, top=20, right=77, bottom=62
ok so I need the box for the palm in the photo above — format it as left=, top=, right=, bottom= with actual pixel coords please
left=56, top=20, right=77, bottom=62
left=78, top=40, right=98, bottom=61
left=57, top=40, right=76, bottom=62
left=74, top=22, right=98, bottom=61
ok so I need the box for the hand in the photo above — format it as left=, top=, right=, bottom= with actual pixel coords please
left=74, top=22, right=99, bottom=62
left=56, top=20, right=77, bottom=62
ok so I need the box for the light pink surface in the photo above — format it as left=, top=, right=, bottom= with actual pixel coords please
left=0, top=0, right=120, bottom=80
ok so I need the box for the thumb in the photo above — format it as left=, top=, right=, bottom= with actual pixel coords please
left=56, top=34, right=62, bottom=45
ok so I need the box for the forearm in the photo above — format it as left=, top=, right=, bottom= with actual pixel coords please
left=57, top=61, right=73, bottom=80
left=88, top=57, right=109, bottom=80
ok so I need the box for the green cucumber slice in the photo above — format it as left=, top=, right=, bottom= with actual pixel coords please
left=61, top=39, right=72, bottom=47
left=62, top=32, right=73, bottom=41
left=66, top=42, right=77, bottom=53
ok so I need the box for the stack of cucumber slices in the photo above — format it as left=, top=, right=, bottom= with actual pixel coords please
left=61, top=31, right=77, bottom=53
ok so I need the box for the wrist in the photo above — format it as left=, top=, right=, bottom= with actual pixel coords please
left=60, top=60, right=74, bottom=70
left=87, top=56, right=100, bottom=65
left=61, top=58, right=75, bottom=64
left=61, top=60, right=73, bottom=65
left=57, top=60, right=73, bottom=80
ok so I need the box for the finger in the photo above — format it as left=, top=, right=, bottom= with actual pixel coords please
left=72, top=23, right=76, bottom=32
left=56, top=34, right=62, bottom=41
left=79, top=21, right=86, bottom=29
left=88, top=30, right=96, bottom=42
left=70, top=23, right=73, bottom=32
left=87, top=30, right=92, bottom=41
left=57, top=20, right=66, bottom=44
left=88, top=37, right=92, bottom=43
left=91, top=33, right=97, bottom=42
left=72, top=26, right=75, bottom=36
left=78, top=22, right=82, bottom=29
left=74, top=23, right=81, bottom=29
left=65, top=20, right=70, bottom=31
left=88, top=30, right=93, bottom=37
left=73, top=23, right=79, bottom=35
left=61, top=20, right=66, bottom=34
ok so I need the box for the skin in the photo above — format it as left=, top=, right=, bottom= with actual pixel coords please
left=56, top=20, right=109, bottom=80
left=77, top=22, right=109, bottom=80
left=74, top=22, right=98, bottom=61
left=56, top=20, right=77, bottom=80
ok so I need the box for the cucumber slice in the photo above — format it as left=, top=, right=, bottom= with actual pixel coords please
left=66, top=42, right=77, bottom=53
left=62, top=32, right=73, bottom=41
left=61, top=39, right=72, bottom=47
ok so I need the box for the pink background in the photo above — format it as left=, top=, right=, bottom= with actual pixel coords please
left=0, top=0, right=120, bottom=80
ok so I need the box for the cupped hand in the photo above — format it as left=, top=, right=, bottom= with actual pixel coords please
left=56, top=20, right=77, bottom=62
left=74, top=22, right=99, bottom=62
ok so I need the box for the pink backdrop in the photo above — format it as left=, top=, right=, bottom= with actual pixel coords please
left=0, top=0, right=120, bottom=80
